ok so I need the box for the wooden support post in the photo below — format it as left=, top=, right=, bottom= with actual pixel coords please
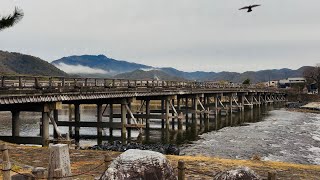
left=240, top=95, right=245, bottom=111
left=121, top=101, right=127, bottom=144
left=177, top=98, right=183, bottom=130
left=166, top=98, right=170, bottom=129
left=109, top=104, right=113, bottom=137
left=171, top=99, right=175, bottom=130
left=1, top=76, right=5, bottom=87
left=185, top=97, right=189, bottom=128
left=146, top=100, right=150, bottom=129
left=53, top=109, right=59, bottom=139
left=191, top=98, right=195, bottom=122
left=97, top=104, right=103, bottom=146
left=127, top=102, right=132, bottom=140
left=11, top=110, right=20, bottom=137
left=1, top=144, right=11, bottom=180
left=178, top=160, right=185, bottom=180
left=74, top=104, right=80, bottom=147
left=42, top=111, right=49, bottom=147
left=19, top=76, right=22, bottom=88
left=194, top=97, right=198, bottom=121
left=199, top=97, right=203, bottom=127
left=68, top=105, right=73, bottom=137
left=250, top=95, right=254, bottom=109
left=214, top=95, right=218, bottom=116
left=178, top=112, right=183, bottom=130
left=177, top=97, right=181, bottom=111
left=229, top=94, right=233, bottom=114
left=161, top=99, right=165, bottom=129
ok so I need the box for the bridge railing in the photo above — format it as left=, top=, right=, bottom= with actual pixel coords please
left=0, top=75, right=279, bottom=93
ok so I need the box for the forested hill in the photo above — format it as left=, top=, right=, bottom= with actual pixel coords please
left=0, top=51, right=68, bottom=76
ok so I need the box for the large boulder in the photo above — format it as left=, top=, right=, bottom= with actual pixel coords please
left=100, top=149, right=176, bottom=180
left=214, top=166, right=261, bottom=180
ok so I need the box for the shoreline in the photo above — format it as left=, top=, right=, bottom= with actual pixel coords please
left=1, top=141, right=320, bottom=179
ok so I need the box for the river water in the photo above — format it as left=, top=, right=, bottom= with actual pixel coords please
left=0, top=104, right=319, bottom=165
left=181, top=109, right=320, bottom=165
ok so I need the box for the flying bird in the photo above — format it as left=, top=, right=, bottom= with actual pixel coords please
left=0, top=7, right=24, bottom=31
left=239, top=5, right=261, bottom=12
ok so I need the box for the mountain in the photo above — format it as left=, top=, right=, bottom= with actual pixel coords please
left=52, top=55, right=151, bottom=76
left=51, top=54, right=309, bottom=83
left=0, top=51, right=68, bottom=76
left=114, top=69, right=185, bottom=81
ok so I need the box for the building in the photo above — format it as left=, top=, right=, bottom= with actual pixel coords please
left=264, top=80, right=279, bottom=87
left=278, top=77, right=306, bottom=88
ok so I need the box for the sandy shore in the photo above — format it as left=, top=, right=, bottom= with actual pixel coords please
left=1, top=141, right=320, bottom=180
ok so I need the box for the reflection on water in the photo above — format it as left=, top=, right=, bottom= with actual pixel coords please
left=143, top=104, right=278, bottom=145
left=0, top=104, right=280, bottom=146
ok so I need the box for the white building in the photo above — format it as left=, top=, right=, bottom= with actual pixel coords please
left=278, top=77, right=306, bottom=88
left=264, top=80, right=279, bottom=87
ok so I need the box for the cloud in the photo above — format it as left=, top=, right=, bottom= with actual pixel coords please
left=139, top=67, right=160, bottom=71
left=54, top=63, right=108, bottom=74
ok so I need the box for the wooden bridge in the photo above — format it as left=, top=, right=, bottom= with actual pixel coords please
left=0, top=75, right=287, bottom=146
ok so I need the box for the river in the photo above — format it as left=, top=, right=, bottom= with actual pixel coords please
left=181, top=109, right=320, bottom=165
left=0, top=104, right=319, bottom=165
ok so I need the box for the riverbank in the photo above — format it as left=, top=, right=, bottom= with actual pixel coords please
left=286, top=101, right=320, bottom=113
left=1, top=141, right=320, bottom=179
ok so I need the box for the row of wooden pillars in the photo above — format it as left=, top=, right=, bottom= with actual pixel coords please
left=1, top=93, right=286, bottom=147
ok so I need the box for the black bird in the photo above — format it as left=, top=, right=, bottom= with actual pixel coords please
left=0, top=7, right=24, bottom=31
left=239, top=5, right=261, bottom=12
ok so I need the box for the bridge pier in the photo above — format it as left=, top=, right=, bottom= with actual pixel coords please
left=109, top=104, right=113, bottom=137
left=185, top=97, right=189, bottom=129
left=145, top=100, right=150, bottom=129
left=53, top=109, right=59, bottom=139
left=165, top=98, right=170, bottom=129
left=68, top=105, right=73, bottom=137
left=41, top=111, right=49, bottom=147
left=121, top=100, right=127, bottom=144
left=127, top=102, right=132, bottom=141
left=11, top=110, right=20, bottom=137
left=171, top=99, right=175, bottom=130
left=214, top=95, right=219, bottom=117
left=74, top=103, right=80, bottom=147
left=97, top=103, right=103, bottom=146
left=161, top=99, right=165, bottom=129
left=229, top=94, right=233, bottom=114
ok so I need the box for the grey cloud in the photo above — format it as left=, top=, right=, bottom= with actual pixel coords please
left=0, top=0, right=319, bottom=72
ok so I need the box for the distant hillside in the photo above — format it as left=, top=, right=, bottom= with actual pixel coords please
left=52, top=55, right=151, bottom=76
left=198, top=67, right=310, bottom=83
left=51, top=53, right=309, bottom=82
left=114, top=69, right=185, bottom=81
left=0, top=51, right=68, bottom=76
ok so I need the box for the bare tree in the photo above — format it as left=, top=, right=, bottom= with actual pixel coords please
left=303, top=65, right=320, bottom=94
left=0, top=7, right=24, bottom=31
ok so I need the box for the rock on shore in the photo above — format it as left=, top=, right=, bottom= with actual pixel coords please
left=87, top=141, right=180, bottom=155
left=101, top=149, right=176, bottom=180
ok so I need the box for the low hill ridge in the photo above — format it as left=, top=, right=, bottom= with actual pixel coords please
left=0, top=51, right=67, bottom=76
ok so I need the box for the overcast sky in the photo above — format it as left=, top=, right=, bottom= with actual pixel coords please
left=1, top=0, right=320, bottom=72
